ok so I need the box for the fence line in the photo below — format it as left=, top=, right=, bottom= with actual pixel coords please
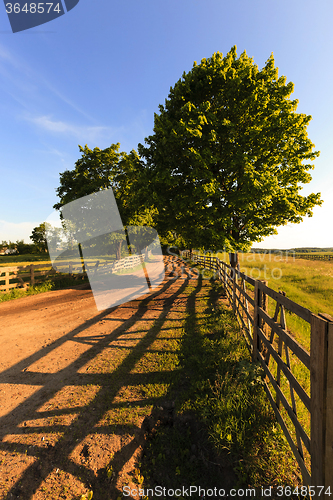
left=183, top=250, right=333, bottom=490
left=0, top=262, right=86, bottom=293
left=110, top=254, right=145, bottom=273
left=0, top=254, right=149, bottom=293
left=294, top=254, right=333, bottom=262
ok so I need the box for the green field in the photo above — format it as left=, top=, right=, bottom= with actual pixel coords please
left=240, top=253, right=332, bottom=350
left=0, top=253, right=51, bottom=266
left=0, top=253, right=124, bottom=268
left=218, top=251, right=333, bottom=316
left=211, top=251, right=333, bottom=354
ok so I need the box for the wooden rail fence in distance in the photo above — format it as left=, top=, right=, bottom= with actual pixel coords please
left=0, top=254, right=149, bottom=293
left=295, top=254, right=333, bottom=262
left=0, top=262, right=85, bottom=293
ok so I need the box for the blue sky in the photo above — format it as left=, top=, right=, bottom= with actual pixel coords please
left=0, top=0, right=332, bottom=249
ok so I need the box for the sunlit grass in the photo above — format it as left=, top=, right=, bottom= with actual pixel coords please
left=237, top=253, right=333, bottom=316
left=0, top=256, right=51, bottom=267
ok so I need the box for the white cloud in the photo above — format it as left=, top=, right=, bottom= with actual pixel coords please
left=0, top=44, right=104, bottom=125
left=26, top=114, right=123, bottom=143
left=0, top=44, right=140, bottom=150
left=0, top=220, right=40, bottom=244
left=0, top=44, right=12, bottom=62
left=43, top=83, right=98, bottom=122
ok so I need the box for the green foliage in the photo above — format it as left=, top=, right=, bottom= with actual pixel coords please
left=138, top=46, right=322, bottom=252
left=0, top=240, right=37, bottom=255
left=53, top=144, right=157, bottom=258
left=54, top=143, right=122, bottom=209
left=0, top=240, right=8, bottom=251
left=7, top=240, right=16, bottom=250
left=15, top=240, right=37, bottom=254
left=30, top=223, right=48, bottom=252
left=0, top=240, right=17, bottom=253
left=53, top=144, right=153, bottom=227
left=0, top=280, right=55, bottom=302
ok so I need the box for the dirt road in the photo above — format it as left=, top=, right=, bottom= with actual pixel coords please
left=0, top=256, right=210, bottom=499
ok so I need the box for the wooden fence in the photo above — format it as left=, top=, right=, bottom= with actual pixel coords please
left=295, top=254, right=333, bottom=262
left=0, top=254, right=148, bottom=293
left=183, top=251, right=333, bottom=491
left=0, top=262, right=86, bottom=293
left=110, top=253, right=145, bottom=273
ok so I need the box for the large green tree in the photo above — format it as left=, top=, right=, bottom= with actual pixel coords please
left=138, top=46, right=322, bottom=265
left=53, top=144, right=155, bottom=259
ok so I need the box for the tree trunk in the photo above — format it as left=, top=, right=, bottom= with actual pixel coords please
left=116, top=240, right=122, bottom=260
left=229, top=252, right=239, bottom=278
left=144, top=246, right=152, bottom=260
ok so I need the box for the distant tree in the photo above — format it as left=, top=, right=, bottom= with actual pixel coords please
left=0, top=240, right=8, bottom=252
left=0, top=241, right=18, bottom=254
left=138, top=46, right=322, bottom=269
left=15, top=240, right=35, bottom=254
left=30, top=223, right=48, bottom=252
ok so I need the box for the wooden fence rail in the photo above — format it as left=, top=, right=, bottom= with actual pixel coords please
left=295, top=254, right=333, bottom=262
left=0, top=262, right=85, bottom=293
left=183, top=250, right=333, bottom=491
left=110, top=254, right=145, bottom=273
left=0, top=254, right=148, bottom=293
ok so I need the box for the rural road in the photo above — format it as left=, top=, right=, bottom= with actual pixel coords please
left=0, top=256, right=210, bottom=499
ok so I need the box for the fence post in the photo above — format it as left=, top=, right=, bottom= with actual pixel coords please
left=253, top=280, right=260, bottom=362
left=214, top=256, right=218, bottom=279
left=232, top=267, right=236, bottom=314
left=252, top=280, right=267, bottom=362
left=311, top=312, right=333, bottom=491
left=261, top=282, right=267, bottom=339
left=5, top=271, right=9, bottom=292
left=325, top=317, right=333, bottom=490
left=30, top=264, right=35, bottom=286
left=310, top=313, right=330, bottom=489
left=223, top=262, right=227, bottom=290
left=325, top=317, right=333, bottom=488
